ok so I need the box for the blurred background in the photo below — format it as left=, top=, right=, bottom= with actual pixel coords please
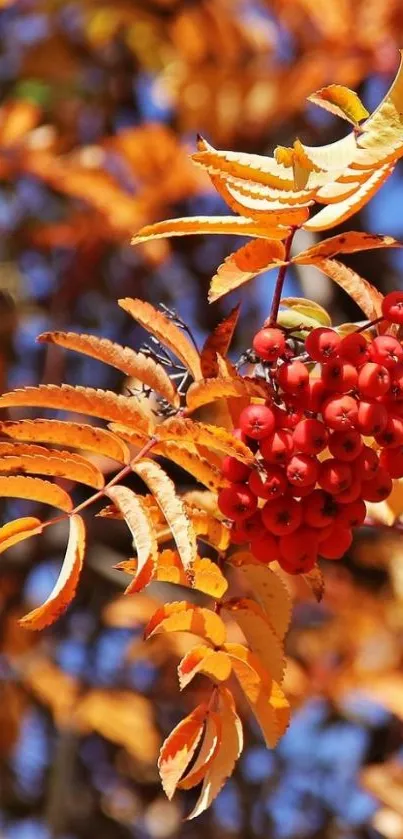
left=1, top=1, right=403, bottom=838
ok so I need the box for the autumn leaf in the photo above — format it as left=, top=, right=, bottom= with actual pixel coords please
left=0, top=441, right=104, bottom=489
left=156, top=441, right=228, bottom=492
left=358, top=50, right=403, bottom=157
left=158, top=704, right=208, bottom=800
left=0, top=99, right=41, bottom=146
left=279, top=297, right=332, bottom=327
left=0, top=517, right=43, bottom=556
left=0, top=419, right=130, bottom=464
left=222, top=597, right=285, bottom=683
left=106, top=486, right=158, bottom=592
left=303, top=564, right=325, bottom=602
left=188, top=509, right=231, bottom=552
left=192, top=557, right=228, bottom=598
left=133, top=460, right=197, bottom=573
left=132, top=215, right=291, bottom=242
left=200, top=306, right=240, bottom=379
left=229, top=556, right=291, bottom=639
left=118, top=297, right=202, bottom=381
left=294, top=232, right=402, bottom=262
left=0, top=475, right=72, bottom=511
left=308, top=258, right=384, bottom=320
left=144, top=601, right=227, bottom=647
left=38, top=331, right=179, bottom=407
left=308, top=84, right=369, bottom=125
left=303, top=163, right=394, bottom=231
left=295, top=133, right=357, bottom=173
left=219, top=183, right=312, bottom=221
left=178, top=645, right=232, bottom=689
left=158, top=418, right=254, bottom=464
left=186, top=376, right=267, bottom=411
left=19, top=515, right=86, bottom=630
left=178, top=711, right=221, bottom=790
left=315, top=179, right=363, bottom=204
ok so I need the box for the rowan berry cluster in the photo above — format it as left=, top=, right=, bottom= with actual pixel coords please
left=218, top=291, right=403, bottom=575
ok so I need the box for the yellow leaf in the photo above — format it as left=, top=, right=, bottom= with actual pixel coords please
left=200, top=305, right=240, bottom=379
left=193, top=145, right=331, bottom=192
left=118, top=297, right=202, bottom=381
left=19, top=515, right=85, bottom=630
left=303, top=564, right=325, bottom=602
left=297, top=133, right=357, bottom=172
left=308, top=85, right=369, bottom=125
left=133, top=460, right=197, bottom=573
left=303, top=163, right=394, bottom=231
left=358, top=50, right=403, bottom=156
left=178, top=645, right=232, bottom=689
left=186, top=687, right=243, bottom=819
left=156, top=441, right=227, bottom=492
left=224, top=643, right=289, bottom=747
left=0, top=475, right=72, bottom=511
left=158, top=703, right=208, bottom=799
left=132, top=215, right=291, bottom=242
left=229, top=557, right=291, bottom=639
left=158, top=418, right=254, bottom=464
left=0, top=517, right=43, bottom=555
left=309, top=258, right=384, bottom=320
left=279, top=297, right=331, bottom=327
left=209, top=239, right=286, bottom=303
left=106, top=486, right=158, bottom=592
left=222, top=183, right=313, bottom=219
left=178, top=711, right=221, bottom=790
left=144, top=601, right=226, bottom=647
left=192, top=557, right=228, bottom=599
left=295, top=232, right=402, bottom=262
left=189, top=510, right=231, bottom=552
left=0, top=385, right=153, bottom=434
left=222, top=598, right=285, bottom=682
left=0, top=441, right=104, bottom=489
left=315, top=179, right=363, bottom=204
left=0, top=419, right=130, bottom=464
left=37, top=332, right=179, bottom=407
left=186, top=376, right=267, bottom=412
left=222, top=174, right=316, bottom=204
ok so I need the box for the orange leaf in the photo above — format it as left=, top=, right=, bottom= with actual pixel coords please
left=295, top=232, right=402, bottom=262
left=178, top=645, right=232, bottom=689
left=133, top=460, right=197, bottom=573
left=158, top=418, right=254, bottom=464
left=188, top=510, right=231, bottom=552
left=0, top=441, right=104, bottom=489
left=37, top=332, right=179, bottom=407
left=0, top=419, right=130, bottom=464
left=223, top=184, right=312, bottom=219
left=156, top=441, right=227, bottom=492
left=192, top=557, right=228, bottom=598
left=200, top=305, right=240, bottom=379
left=119, top=297, right=202, bottom=380
left=310, top=258, right=384, bottom=320
left=0, top=475, right=72, bottom=511
left=0, top=385, right=153, bottom=434
left=186, top=376, right=267, bottom=411
left=156, top=549, right=188, bottom=586
left=229, top=556, right=291, bottom=639
left=303, top=564, right=325, bottom=602
left=132, top=215, right=291, bottom=242
left=186, top=686, right=243, bottom=819
left=298, top=133, right=357, bottom=172
left=0, top=517, right=43, bottom=555
left=158, top=703, right=207, bottom=799
left=106, top=486, right=158, bottom=592
left=222, top=598, right=285, bottom=682
left=19, top=515, right=85, bottom=630
left=308, top=85, right=369, bottom=125
left=303, top=163, right=394, bottom=231
left=315, top=179, right=363, bottom=204
left=144, top=601, right=227, bottom=647
left=0, top=99, right=41, bottom=146
left=178, top=711, right=221, bottom=790
left=209, top=239, right=286, bottom=302
left=193, top=146, right=304, bottom=190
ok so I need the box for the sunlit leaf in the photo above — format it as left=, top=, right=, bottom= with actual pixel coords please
left=178, top=645, right=232, bottom=689
left=106, top=486, right=158, bottom=592
left=209, top=239, right=286, bottom=303
left=0, top=475, right=72, bottom=511
left=132, top=215, right=291, bottom=242
left=188, top=509, right=231, bottom=552
left=0, top=517, right=43, bottom=556
left=295, top=232, right=402, bottom=262
left=309, top=258, right=384, bottom=319
left=0, top=419, right=130, bottom=464
left=186, top=376, right=267, bottom=411
left=158, top=703, right=208, bottom=800
left=358, top=50, right=403, bottom=156
left=178, top=712, right=221, bottom=790
left=308, top=84, right=369, bottom=125
left=158, top=418, right=254, bottom=464
left=144, top=601, right=227, bottom=647
left=229, top=556, right=291, bottom=639
left=298, top=133, right=357, bottom=172
left=303, top=163, right=394, bottom=231
left=200, top=306, right=240, bottom=379
left=0, top=441, right=104, bottom=489
left=279, top=297, right=332, bottom=327
left=222, top=597, right=285, bottom=682
left=192, top=557, right=228, bottom=598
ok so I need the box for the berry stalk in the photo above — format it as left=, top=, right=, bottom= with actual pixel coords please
left=266, top=227, right=297, bottom=327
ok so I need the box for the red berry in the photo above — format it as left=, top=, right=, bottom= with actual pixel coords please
left=305, top=327, right=341, bottom=362
left=260, top=429, right=294, bottom=464
left=305, top=377, right=327, bottom=413
left=273, top=398, right=304, bottom=429
left=233, top=427, right=247, bottom=443
left=261, top=496, right=302, bottom=536
left=335, top=476, right=362, bottom=504
left=375, top=415, right=403, bottom=447
left=278, top=526, right=319, bottom=573
left=337, top=498, right=367, bottom=528
left=358, top=362, right=391, bottom=398
left=319, top=525, right=352, bottom=559
left=293, top=418, right=328, bottom=455
left=241, top=511, right=267, bottom=541
left=302, top=489, right=339, bottom=528
left=230, top=524, right=249, bottom=545
left=322, top=395, right=358, bottom=430
left=339, top=332, right=370, bottom=366
left=222, top=456, right=251, bottom=483
left=357, top=400, right=388, bottom=435
left=389, top=363, right=403, bottom=400
left=355, top=446, right=380, bottom=480
left=250, top=532, right=280, bottom=563
left=218, top=483, right=258, bottom=521
left=286, top=454, right=319, bottom=488
left=328, top=430, right=363, bottom=461
left=379, top=445, right=403, bottom=478
left=253, top=327, right=286, bottom=362
left=277, top=360, right=309, bottom=394
left=382, top=291, right=403, bottom=324
left=239, top=404, right=276, bottom=440
left=369, top=335, right=403, bottom=369
left=321, top=359, right=358, bottom=393
left=319, top=459, right=353, bottom=495
left=361, top=467, right=393, bottom=502
left=249, top=466, right=287, bottom=501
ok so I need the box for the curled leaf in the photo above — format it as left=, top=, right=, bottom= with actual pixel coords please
left=132, top=215, right=291, bottom=242
left=0, top=475, right=72, bottom=511
left=0, top=419, right=130, bottom=464
left=186, top=376, right=267, bottom=412
left=222, top=597, right=285, bottom=682
left=200, top=306, right=240, bottom=379
left=106, top=486, right=158, bottom=592
left=144, top=601, right=227, bottom=647
left=158, top=418, right=254, bottom=464
left=209, top=239, right=286, bottom=303
left=158, top=703, right=207, bottom=800
left=308, top=85, right=369, bottom=125
left=0, top=517, right=43, bottom=555
left=178, top=645, right=232, bottom=689
left=178, top=712, right=222, bottom=790
left=303, top=163, right=394, bottom=231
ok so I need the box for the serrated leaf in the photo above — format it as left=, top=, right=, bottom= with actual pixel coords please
left=224, top=643, right=289, bottom=747
left=19, top=515, right=85, bottom=630
left=303, top=163, right=394, bottom=231
left=188, top=509, right=230, bottom=552
left=222, top=598, right=285, bottom=682
left=158, top=703, right=207, bottom=799
left=133, top=460, right=197, bottom=573
left=192, top=145, right=333, bottom=191
left=309, top=258, right=384, bottom=320
left=186, top=686, right=243, bottom=819
left=298, top=133, right=357, bottom=172
left=200, top=306, right=240, bottom=379
left=192, top=557, right=228, bottom=598
left=279, top=297, right=331, bottom=327
left=222, top=184, right=312, bottom=220
left=229, top=557, right=291, bottom=639
left=222, top=174, right=316, bottom=204
left=157, top=441, right=228, bottom=492
left=209, top=239, right=286, bottom=303
left=118, top=297, right=201, bottom=381
left=358, top=50, right=403, bottom=156
left=132, top=215, right=291, bottom=242
left=303, top=564, right=325, bottom=602
left=178, top=645, right=232, bottom=690
left=186, top=376, right=267, bottom=411
left=144, top=601, right=227, bottom=647
left=0, top=441, right=104, bottom=489
left=158, top=418, right=254, bottom=464
left=295, top=232, right=402, bottom=262
left=106, top=486, right=158, bottom=592
left=178, top=711, right=221, bottom=790
left=0, top=385, right=154, bottom=434
left=0, top=517, right=43, bottom=555
left=0, top=475, right=72, bottom=511
left=315, top=179, right=363, bottom=204
left=308, top=85, right=369, bottom=125
left=0, top=419, right=130, bottom=464
left=38, top=332, right=179, bottom=407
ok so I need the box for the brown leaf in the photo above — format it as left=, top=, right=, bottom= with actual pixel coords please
left=310, top=258, right=384, bottom=320
left=303, top=564, right=325, bottom=602
left=200, top=305, right=240, bottom=378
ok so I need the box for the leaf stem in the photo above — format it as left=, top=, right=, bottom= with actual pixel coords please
left=266, top=227, right=297, bottom=327
left=355, top=316, right=384, bottom=334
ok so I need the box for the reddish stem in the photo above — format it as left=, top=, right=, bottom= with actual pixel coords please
left=355, top=316, right=384, bottom=334
left=266, top=227, right=297, bottom=327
